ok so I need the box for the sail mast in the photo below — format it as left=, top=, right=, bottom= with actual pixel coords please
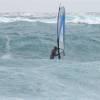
left=57, top=6, right=61, bottom=59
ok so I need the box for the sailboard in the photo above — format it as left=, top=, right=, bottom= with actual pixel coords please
left=57, top=5, right=65, bottom=59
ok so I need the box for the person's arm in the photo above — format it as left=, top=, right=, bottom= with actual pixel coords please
left=55, top=51, right=64, bottom=56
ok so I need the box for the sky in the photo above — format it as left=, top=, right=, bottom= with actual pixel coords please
left=0, top=0, right=100, bottom=13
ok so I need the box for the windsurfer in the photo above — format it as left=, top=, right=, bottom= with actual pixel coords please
left=50, top=46, right=58, bottom=59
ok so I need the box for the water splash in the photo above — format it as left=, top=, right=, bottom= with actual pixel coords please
left=1, top=35, right=12, bottom=59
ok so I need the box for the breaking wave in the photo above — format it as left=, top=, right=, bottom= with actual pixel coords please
left=0, top=17, right=56, bottom=23
left=67, top=15, right=100, bottom=24
left=0, top=13, right=100, bottom=24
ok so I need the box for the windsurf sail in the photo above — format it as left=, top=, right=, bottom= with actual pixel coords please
left=57, top=5, right=65, bottom=59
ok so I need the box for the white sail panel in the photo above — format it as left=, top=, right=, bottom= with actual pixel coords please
left=57, top=6, right=65, bottom=55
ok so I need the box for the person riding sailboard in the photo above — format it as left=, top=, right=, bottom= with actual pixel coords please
left=50, top=5, right=65, bottom=59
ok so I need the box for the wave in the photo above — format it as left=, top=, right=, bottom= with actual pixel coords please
left=0, top=17, right=57, bottom=23
left=0, top=13, right=100, bottom=24
left=67, top=15, right=100, bottom=24
left=1, top=54, right=12, bottom=59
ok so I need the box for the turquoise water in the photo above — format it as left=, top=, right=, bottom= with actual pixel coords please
left=0, top=21, right=100, bottom=61
left=0, top=14, right=100, bottom=100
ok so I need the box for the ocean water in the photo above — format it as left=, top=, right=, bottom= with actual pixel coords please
left=0, top=13, right=100, bottom=100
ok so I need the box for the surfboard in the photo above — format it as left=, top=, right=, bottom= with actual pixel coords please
left=57, top=5, right=65, bottom=59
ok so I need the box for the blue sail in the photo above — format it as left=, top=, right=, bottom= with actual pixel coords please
left=57, top=6, right=65, bottom=59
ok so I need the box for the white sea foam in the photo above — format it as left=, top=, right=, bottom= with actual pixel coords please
left=0, top=13, right=100, bottom=24
left=0, top=17, right=57, bottom=23
left=68, top=15, right=100, bottom=24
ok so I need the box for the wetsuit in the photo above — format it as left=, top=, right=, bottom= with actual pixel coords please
left=50, top=49, right=57, bottom=59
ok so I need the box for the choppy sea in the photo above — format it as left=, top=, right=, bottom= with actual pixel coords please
left=0, top=12, right=100, bottom=100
